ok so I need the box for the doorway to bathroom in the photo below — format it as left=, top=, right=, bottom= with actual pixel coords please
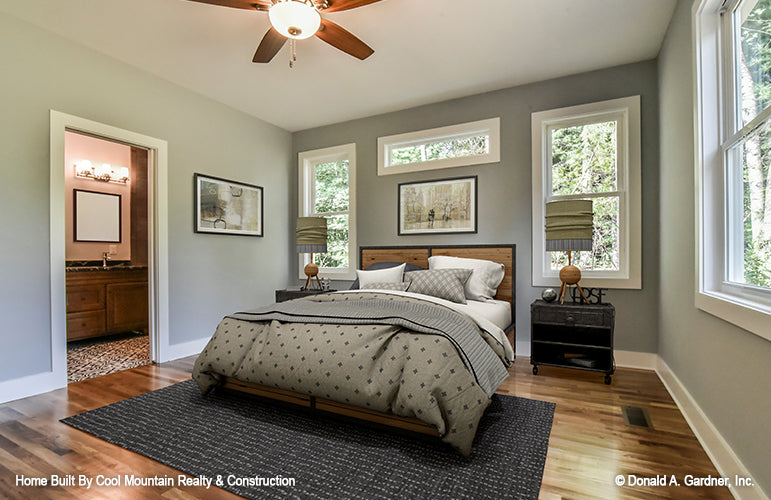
left=49, top=111, right=170, bottom=391
left=64, top=131, right=151, bottom=382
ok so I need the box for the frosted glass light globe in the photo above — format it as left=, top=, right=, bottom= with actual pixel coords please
left=269, top=1, right=321, bottom=40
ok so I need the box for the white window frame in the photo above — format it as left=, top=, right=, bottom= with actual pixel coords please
left=377, top=118, right=500, bottom=176
left=693, top=0, right=771, bottom=342
left=298, top=143, right=357, bottom=280
left=531, top=96, right=642, bottom=289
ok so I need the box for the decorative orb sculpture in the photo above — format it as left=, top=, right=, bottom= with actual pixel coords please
left=542, top=288, right=558, bottom=302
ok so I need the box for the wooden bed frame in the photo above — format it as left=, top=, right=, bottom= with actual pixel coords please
left=222, top=244, right=516, bottom=437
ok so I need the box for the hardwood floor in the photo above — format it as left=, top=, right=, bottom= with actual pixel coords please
left=0, top=356, right=734, bottom=499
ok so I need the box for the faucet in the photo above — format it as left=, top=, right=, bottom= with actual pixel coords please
left=102, top=251, right=111, bottom=269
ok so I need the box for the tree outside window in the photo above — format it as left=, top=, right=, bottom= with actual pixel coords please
left=726, top=0, right=771, bottom=289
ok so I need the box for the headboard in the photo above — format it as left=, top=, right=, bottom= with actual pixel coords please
left=359, top=245, right=516, bottom=329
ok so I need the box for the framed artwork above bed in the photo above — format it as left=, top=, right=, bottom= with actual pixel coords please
left=398, top=176, right=477, bottom=235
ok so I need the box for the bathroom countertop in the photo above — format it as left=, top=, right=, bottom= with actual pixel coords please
left=65, top=263, right=148, bottom=272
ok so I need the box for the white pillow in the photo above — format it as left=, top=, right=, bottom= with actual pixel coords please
left=428, top=255, right=505, bottom=302
left=356, top=263, right=406, bottom=288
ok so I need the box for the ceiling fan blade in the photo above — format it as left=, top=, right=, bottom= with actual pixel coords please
left=315, top=19, right=374, bottom=60
left=253, top=28, right=287, bottom=63
left=321, top=0, right=383, bottom=13
left=184, top=0, right=271, bottom=11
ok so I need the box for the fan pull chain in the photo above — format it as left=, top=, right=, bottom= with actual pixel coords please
left=289, top=38, right=297, bottom=68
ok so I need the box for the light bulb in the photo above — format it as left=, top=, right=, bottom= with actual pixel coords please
left=269, top=1, right=321, bottom=40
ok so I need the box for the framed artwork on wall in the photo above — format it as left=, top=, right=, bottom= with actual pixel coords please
left=74, top=189, right=122, bottom=242
left=398, top=176, right=477, bottom=235
left=194, top=173, right=263, bottom=237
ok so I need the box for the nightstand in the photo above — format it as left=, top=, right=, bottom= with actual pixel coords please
left=275, top=288, right=337, bottom=303
left=530, top=299, right=615, bottom=384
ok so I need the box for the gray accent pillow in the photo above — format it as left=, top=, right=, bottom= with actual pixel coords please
left=360, top=281, right=411, bottom=291
left=350, top=262, right=424, bottom=289
left=404, top=268, right=473, bottom=304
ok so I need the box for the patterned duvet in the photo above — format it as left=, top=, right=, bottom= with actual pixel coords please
left=192, top=291, right=511, bottom=455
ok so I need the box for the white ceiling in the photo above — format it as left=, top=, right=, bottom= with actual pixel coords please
left=1, top=0, right=676, bottom=132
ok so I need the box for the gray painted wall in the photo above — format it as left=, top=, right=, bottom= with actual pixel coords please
left=0, top=12, right=292, bottom=382
left=658, top=0, right=770, bottom=492
left=293, top=61, right=660, bottom=353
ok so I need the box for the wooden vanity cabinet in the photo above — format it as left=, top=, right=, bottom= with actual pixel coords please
left=66, top=268, right=148, bottom=341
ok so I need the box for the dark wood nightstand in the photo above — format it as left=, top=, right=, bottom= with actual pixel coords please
left=530, top=299, right=615, bottom=384
left=275, top=288, right=337, bottom=303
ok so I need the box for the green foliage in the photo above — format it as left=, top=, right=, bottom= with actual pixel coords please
left=741, top=0, right=771, bottom=120
left=314, top=215, right=348, bottom=269
left=314, top=161, right=349, bottom=213
left=391, top=136, right=488, bottom=165
left=312, top=160, right=350, bottom=269
left=738, top=0, right=771, bottom=288
left=549, top=122, right=619, bottom=271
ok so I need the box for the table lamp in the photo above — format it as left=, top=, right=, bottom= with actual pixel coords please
left=544, top=199, right=593, bottom=304
left=296, top=216, right=328, bottom=290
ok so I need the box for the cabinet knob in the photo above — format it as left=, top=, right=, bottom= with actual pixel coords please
left=566, top=314, right=576, bottom=323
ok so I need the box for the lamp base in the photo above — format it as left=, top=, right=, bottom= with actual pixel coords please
left=558, top=264, right=589, bottom=304
left=304, top=262, right=322, bottom=291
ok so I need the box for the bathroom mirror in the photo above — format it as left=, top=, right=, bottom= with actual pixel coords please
left=74, top=189, right=121, bottom=242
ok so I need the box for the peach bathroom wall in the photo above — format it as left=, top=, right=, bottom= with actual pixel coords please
left=64, top=131, right=132, bottom=261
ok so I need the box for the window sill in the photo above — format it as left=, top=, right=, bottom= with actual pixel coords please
left=695, top=290, right=771, bottom=342
left=533, top=275, right=641, bottom=290
left=298, top=270, right=356, bottom=281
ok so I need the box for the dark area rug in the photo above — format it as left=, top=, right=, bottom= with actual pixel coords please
left=61, top=379, right=555, bottom=499
left=67, top=331, right=150, bottom=383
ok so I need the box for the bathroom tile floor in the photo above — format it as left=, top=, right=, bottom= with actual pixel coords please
left=67, top=331, right=151, bottom=383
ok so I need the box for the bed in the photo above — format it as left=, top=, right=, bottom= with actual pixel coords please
left=192, top=244, right=516, bottom=455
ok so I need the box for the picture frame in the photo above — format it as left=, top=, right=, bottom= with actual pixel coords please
left=398, top=176, right=477, bottom=235
left=74, top=189, right=122, bottom=242
left=194, top=173, right=263, bottom=237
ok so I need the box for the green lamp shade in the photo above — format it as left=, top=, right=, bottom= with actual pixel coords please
left=544, top=199, right=593, bottom=252
left=296, top=217, right=328, bottom=253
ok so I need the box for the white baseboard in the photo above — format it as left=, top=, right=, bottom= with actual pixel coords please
left=655, top=358, right=768, bottom=500
left=162, top=337, right=209, bottom=363
left=614, top=350, right=658, bottom=369
left=515, top=340, right=531, bottom=357
left=0, top=336, right=208, bottom=405
left=0, top=369, right=66, bottom=405
left=514, top=342, right=657, bottom=370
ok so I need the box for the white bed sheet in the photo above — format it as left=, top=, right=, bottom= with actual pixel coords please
left=461, top=299, right=512, bottom=331
left=334, top=289, right=515, bottom=363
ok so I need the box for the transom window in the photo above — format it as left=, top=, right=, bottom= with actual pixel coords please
left=532, top=96, right=641, bottom=289
left=377, top=118, right=500, bottom=176
left=298, top=143, right=356, bottom=279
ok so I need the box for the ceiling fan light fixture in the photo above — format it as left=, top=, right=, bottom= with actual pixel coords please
left=269, top=0, right=321, bottom=40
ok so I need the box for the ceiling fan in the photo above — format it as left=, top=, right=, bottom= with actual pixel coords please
left=185, top=0, right=383, bottom=66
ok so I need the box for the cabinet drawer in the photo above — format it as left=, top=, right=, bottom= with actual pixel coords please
left=534, top=307, right=609, bottom=327
left=67, top=310, right=106, bottom=341
left=66, top=285, right=105, bottom=313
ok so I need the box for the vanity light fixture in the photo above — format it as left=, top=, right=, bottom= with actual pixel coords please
left=75, top=160, right=130, bottom=184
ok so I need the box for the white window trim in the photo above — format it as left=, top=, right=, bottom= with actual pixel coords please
left=298, top=143, right=357, bottom=280
left=693, top=0, right=771, bottom=342
left=377, top=118, right=500, bottom=176
left=531, top=96, right=642, bottom=289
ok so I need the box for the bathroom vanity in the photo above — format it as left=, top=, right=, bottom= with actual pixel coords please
left=65, top=266, right=148, bottom=341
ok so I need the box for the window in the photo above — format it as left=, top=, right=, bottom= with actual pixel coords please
left=298, top=143, right=356, bottom=280
left=694, top=0, right=771, bottom=341
left=377, top=118, right=500, bottom=176
left=531, top=96, right=642, bottom=288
